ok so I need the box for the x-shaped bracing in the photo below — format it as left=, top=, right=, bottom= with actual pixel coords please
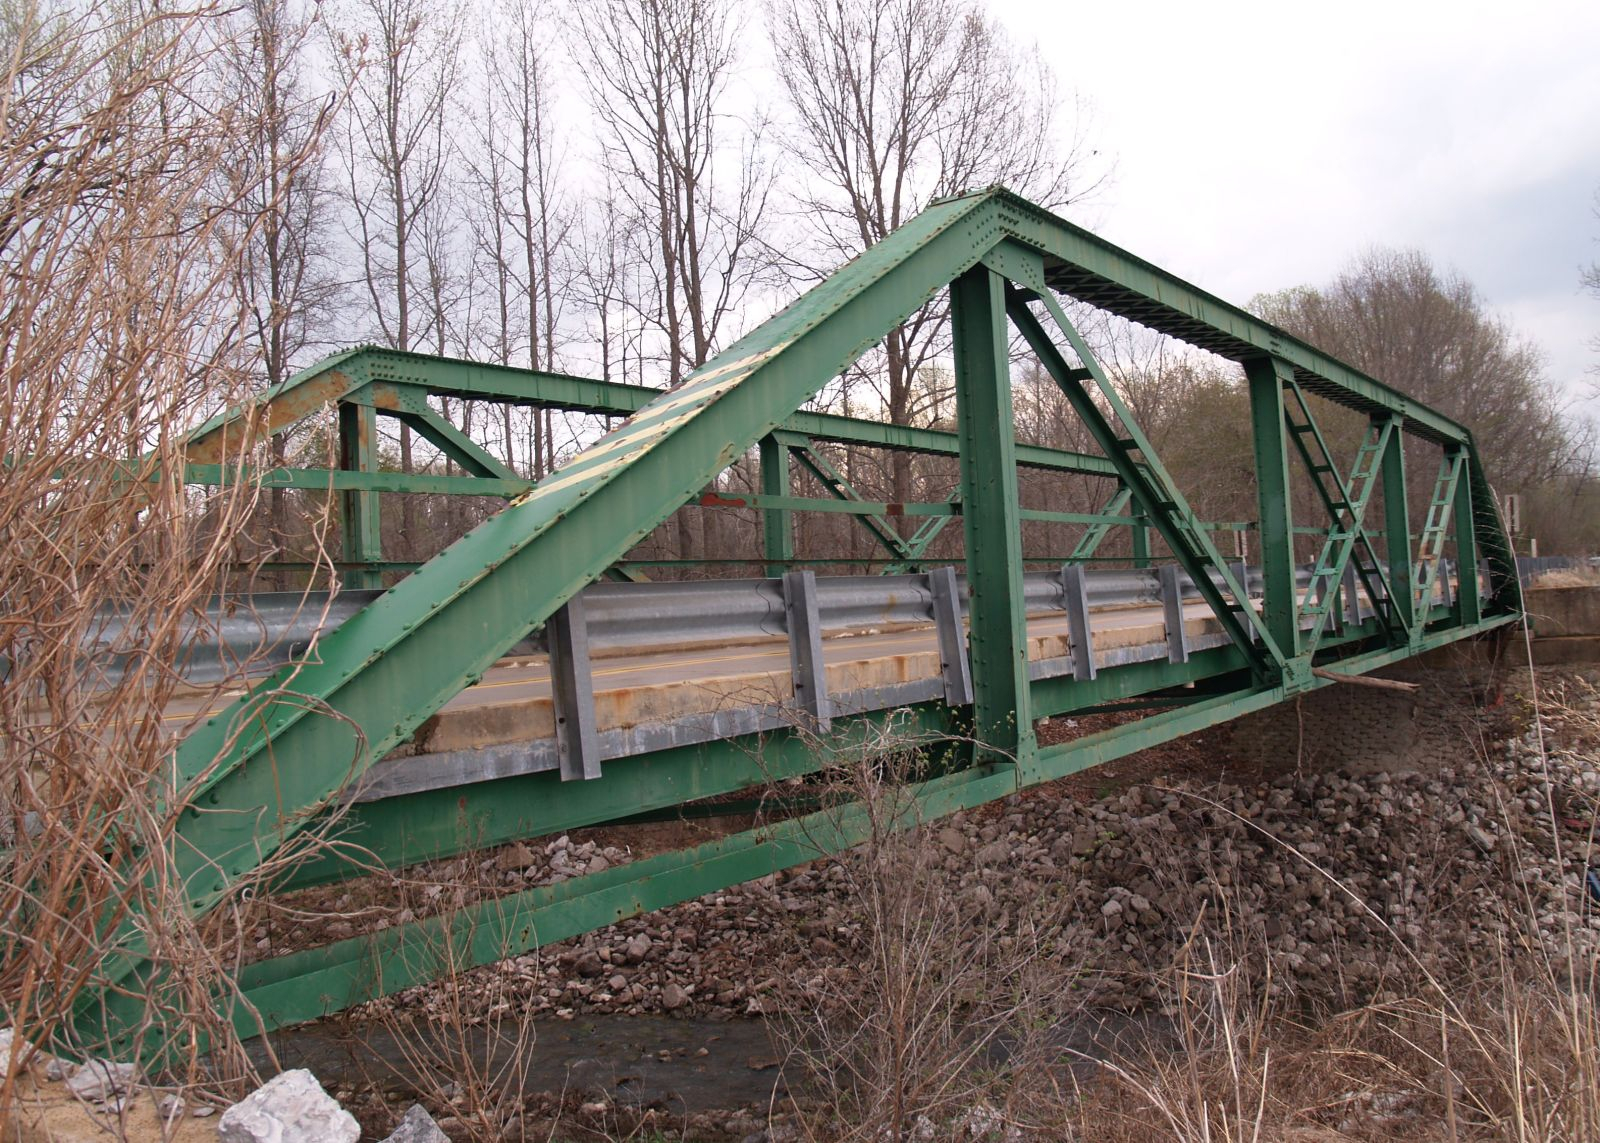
left=1005, top=284, right=1284, bottom=679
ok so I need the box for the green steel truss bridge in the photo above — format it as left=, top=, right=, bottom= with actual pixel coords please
left=79, top=188, right=1520, bottom=1057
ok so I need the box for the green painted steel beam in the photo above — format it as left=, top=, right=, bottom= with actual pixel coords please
left=1380, top=427, right=1415, bottom=634
left=881, top=510, right=957, bottom=575
left=1066, top=486, right=1134, bottom=564
left=759, top=434, right=793, bottom=576
left=1020, top=508, right=1142, bottom=527
left=89, top=186, right=1521, bottom=1055
left=361, top=381, right=522, bottom=481
left=786, top=443, right=923, bottom=560
left=338, top=404, right=382, bottom=591
left=976, top=201, right=1474, bottom=445
left=279, top=705, right=957, bottom=892
left=183, top=348, right=1121, bottom=480
left=232, top=761, right=1019, bottom=1038
left=1245, top=358, right=1300, bottom=660
left=1131, top=516, right=1152, bottom=568
left=1006, top=287, right=1281, bottom=675
left=701, top=491, right=956, bottom=517
left=953, top=265, right=1035, bottom=766
left=229, top=610, right=1518, bottom=1042
left=181, top=464, right=530, bottom=497
left=1453, top=454, right=1482, bottom=625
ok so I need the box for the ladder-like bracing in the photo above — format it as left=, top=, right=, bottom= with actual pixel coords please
left=73, top=188, right=1520, bottom=1058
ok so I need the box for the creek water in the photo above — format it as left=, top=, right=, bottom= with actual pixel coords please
left=249, top=1007, right=1172, bottom=1114
left=252, top=1014, right=789, bottom=1112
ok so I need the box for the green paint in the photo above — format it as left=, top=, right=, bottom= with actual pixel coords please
left=952, top=265, right=1035, bottom=765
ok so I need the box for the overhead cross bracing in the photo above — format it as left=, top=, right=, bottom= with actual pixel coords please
left=67, top=187, right=1521, bottom=1060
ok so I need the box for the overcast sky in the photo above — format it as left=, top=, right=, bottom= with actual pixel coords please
left=984, top=0, right=1600, bottom=410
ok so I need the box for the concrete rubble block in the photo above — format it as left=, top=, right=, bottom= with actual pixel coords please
left=0, top=1029, right=26, bottom=1075
left=218, top=1069, right=359, bottom=1143
left=64, top=1060, right=137, bottom=1101
left=380, top=1104, right=450, bottom=1143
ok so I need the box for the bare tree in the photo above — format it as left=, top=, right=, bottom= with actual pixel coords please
left=219, top=0, right=342, bottom=583
left=0, top=0, right=337, bottom=1079
left=471, top=0, right=571, bottom=477
left=768, top=0, right=1101, bottom=515
left=1253, top=249, right=1591, bottom=494
left=571, top=0, right=775, bottom=390
left=328, top=0, right=464, bottom=551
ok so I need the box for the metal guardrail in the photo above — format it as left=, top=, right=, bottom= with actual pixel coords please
left=67, top=559, right=1490, bottom=802
left=82, top=566, right=1277, bottom=686
left=74, top=559, right=1504, bottom=689
left=1516, top=555, right=1591, bottom=585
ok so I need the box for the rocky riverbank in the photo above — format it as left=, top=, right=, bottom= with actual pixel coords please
left=344, top=675, right=1598, bottom=1035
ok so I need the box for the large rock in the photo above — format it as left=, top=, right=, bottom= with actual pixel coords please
left=64, top=1060, right=136, bottom=1101
left=381, top=1104, right=449, bottom=1143
left=218, top=1069, right=359, bottom=1143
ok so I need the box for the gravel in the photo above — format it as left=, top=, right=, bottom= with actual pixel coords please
left=331, top=694, right=1594, bottom=1033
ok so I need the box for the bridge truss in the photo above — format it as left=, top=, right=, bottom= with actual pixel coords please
left=76, top=188, right=1520, bottom=1057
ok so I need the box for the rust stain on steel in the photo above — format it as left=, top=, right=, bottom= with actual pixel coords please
left=699, top=492, right=750, bottom=509
left=185, top=369, right=357, bottom=463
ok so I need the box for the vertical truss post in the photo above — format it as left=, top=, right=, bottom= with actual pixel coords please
left=1061, top=564, right=1096, bottom=680
left=951, top=266, right=1034, bottom=765
left=782, top=569, right=831, bottom=730
left=548, top=595, right=601, bottom=781
left=1452, top=450, right=1482, bottom=625
left=928, top=566, right=974, bottom=706
left=1245, top=358, right=1300, bottom=663
left=338, top=401, right=382, bottom=590
left=1131, top=516, right=1152, bottom=568
left=1380, top=427, right=1414, bottom=634
left=1159, top=563, right=1189, bottom=663
left=760, top=434, right=793, bottom=577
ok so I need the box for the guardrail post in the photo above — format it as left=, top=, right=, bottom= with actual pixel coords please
left=549, top=594, right=601, bottom=781
left=1231, top=561, right=1258, bottom=643
left=1061, top=564, right=1096, bottom=681
left=928, top=566, right=974, bottom=706
left=782, top=569, right=831, bottom=731
left=1341, top=562, right=1360, bottom=629
left=1159, top=564, right=1188, bottom=664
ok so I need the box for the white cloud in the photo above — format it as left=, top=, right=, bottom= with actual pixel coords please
left=993, top=0, right=1600, bottom=399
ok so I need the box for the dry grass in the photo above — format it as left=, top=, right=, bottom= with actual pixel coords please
left=765, top=670, right=1600, bottom=1142
left=1529, top=567, right=1600, bottom=589
left=0, top=0, right=341, bottom=1102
